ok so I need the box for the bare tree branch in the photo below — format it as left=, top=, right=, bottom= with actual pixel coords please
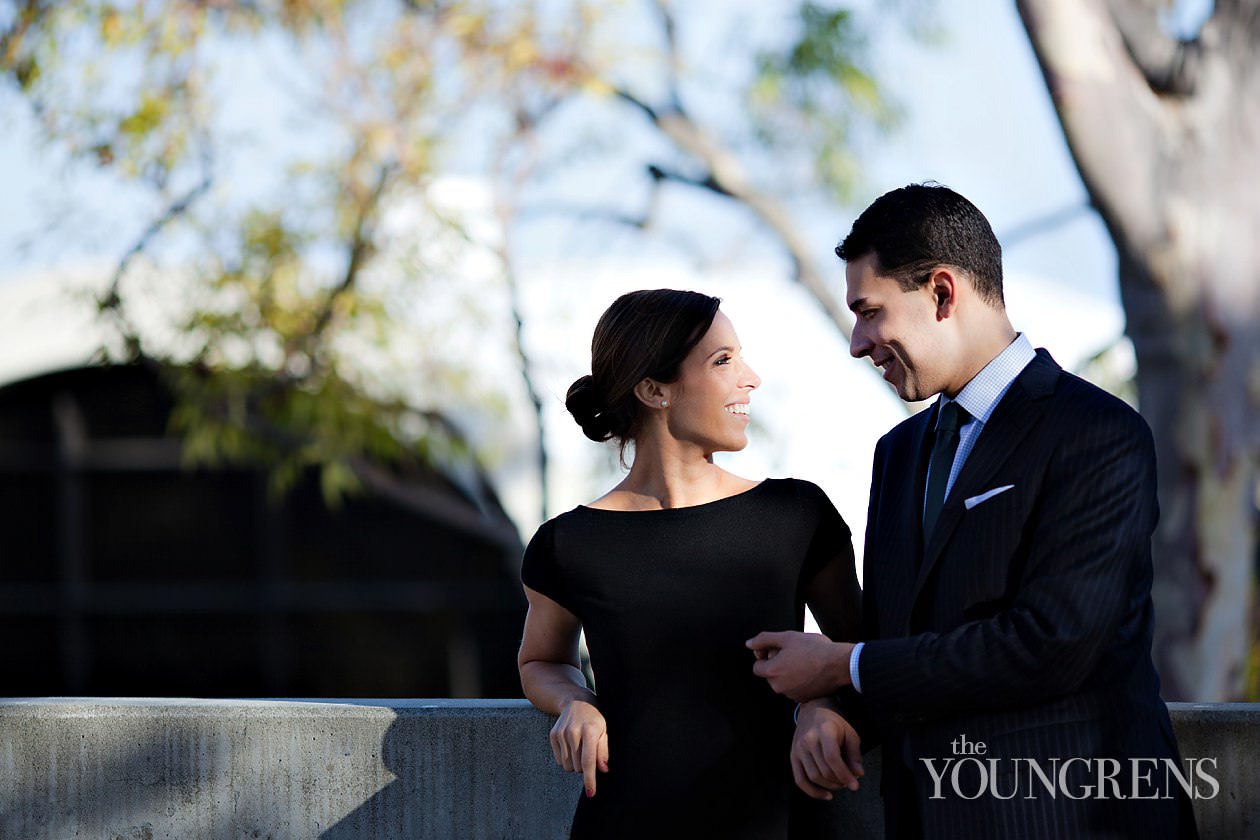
left=612, top=85, right=855, bottom=346
left=518, top=203, right=654, bottom=230
left=1105, top=0, right=1202, bottom=95
left=614, top=87, right=662, bottom=123
left=398, top=0, right=446, bottom=15
left=500, top=242, right=550, bottom=521
left=0, top=0, right=46, bottom=67
left=647, top=163, right=734, bottom=198
left=188, top=0, right=262, bottom=14
left=301, top=161, right=397, bottom=352
left=98, top=163, right=215, bottom=360
left=179, top=160, right=399, bottom=439
left=651, top=0, right=684, bottom=112
left=493, top=113, right=552, bottom=522
left=1000, top=201, right=1091, bottom=248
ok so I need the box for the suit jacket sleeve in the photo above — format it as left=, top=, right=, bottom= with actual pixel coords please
left=832, top=436, right=887, bottom=747
left=858, top=402, right=1159, bottom=719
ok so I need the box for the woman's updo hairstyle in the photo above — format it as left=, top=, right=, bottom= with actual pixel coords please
left=566, top=289, right=721, bottom=454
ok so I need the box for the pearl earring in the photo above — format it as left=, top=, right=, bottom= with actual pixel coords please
left=660, top=400, right=669, bottom=408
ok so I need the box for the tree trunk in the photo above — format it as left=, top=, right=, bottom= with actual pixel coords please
left=1017, top=0, right=1260, bottom=700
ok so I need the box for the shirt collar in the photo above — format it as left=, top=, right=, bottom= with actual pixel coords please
left=940, top=333, right=1036, bottom=425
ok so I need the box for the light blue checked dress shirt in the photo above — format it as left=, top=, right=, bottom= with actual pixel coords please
left=849, top=333, right=1036, bottom=693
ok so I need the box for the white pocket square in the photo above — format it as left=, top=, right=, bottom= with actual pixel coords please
left=964, top=485, right=1015, bottom=510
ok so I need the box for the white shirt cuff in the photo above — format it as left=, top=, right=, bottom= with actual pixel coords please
left=849, top=642, right=864, bottom=694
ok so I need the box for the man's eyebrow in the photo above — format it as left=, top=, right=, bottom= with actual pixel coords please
left=847, top=297, right=867, bottom=313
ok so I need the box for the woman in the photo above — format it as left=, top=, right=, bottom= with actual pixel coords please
left=517, top=289, right=861, bottom=838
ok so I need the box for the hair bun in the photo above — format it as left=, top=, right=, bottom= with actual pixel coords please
left=565, top=374, right=613, bottom=442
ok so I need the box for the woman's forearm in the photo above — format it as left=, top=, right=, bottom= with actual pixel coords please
left=520, top=660, right=598, bottom=715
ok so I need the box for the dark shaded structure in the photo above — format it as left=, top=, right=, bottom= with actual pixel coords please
left=0, top=365, right=526, bottom=698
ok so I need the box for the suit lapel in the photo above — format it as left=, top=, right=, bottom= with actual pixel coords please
left=912, top=350, right=1061, bottom=602
left=878, top=402, right=936, bottom=637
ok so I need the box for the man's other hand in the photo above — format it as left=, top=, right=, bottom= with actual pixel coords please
left=792, top=698, right=864, bottom=800
left=745, top=631, right=852, bottom=701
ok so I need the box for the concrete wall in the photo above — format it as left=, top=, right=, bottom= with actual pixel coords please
left=0, top=699, right=1255, bottom=839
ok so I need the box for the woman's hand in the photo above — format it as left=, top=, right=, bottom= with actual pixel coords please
left=550, top=698, right=610, bottom=798
left=519, top=586, right=609, bottom=795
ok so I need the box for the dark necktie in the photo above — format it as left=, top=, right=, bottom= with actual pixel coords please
left=923, top=400, right=970, bottom=540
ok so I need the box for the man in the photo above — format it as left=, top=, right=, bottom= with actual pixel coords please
left=747, top=184, right=1199, bottom=839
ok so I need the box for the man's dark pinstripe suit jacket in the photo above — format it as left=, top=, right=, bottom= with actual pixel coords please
left=846, top=349, right=1199, bottom=840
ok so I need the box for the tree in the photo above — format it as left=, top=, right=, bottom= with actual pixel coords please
left=519, top=0, right=901, bottom=346
left=1017, top=0, right=1260, bottom=700
left=0, top=0, right=591, bottom=506
left=1, top=0, right=904, bottom=521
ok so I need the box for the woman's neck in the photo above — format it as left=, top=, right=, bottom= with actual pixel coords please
left=621, top=448, right=721, bottom=506
left=588, top=428, right=759, bottom=511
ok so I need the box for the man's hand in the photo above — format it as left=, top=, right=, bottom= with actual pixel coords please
left=745, top=631, right=852, bottom=701
left=792, top=699, right=864, bottom=800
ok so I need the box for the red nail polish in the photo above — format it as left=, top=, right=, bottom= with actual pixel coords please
left=586, top=787, right=594, bottom=798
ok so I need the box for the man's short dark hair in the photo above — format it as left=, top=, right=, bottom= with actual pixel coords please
left=835, top=182, right=1004, bottom=306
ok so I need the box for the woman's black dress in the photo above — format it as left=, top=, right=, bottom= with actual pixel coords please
left=521, top=478, right=853, bottom=839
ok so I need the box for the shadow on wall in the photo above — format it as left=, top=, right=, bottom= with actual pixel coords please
left=0, top=706, right=205, bottom=840
left=0, top=699, right=401, bottom=839
left=321, top=701, right=582, bottom=840
left=320, top=702, right=885, bottom=840
left=0, top=699, right=581, bottom=839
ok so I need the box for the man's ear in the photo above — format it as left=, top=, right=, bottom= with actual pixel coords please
left=633, top=377, right=669, bottom=410
left=929, top=268, right=959, bottom=320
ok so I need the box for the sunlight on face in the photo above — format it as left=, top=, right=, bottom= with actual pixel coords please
left=845, top=254, right=946, bottom=402
left=665, top=311, right=762, bottom=454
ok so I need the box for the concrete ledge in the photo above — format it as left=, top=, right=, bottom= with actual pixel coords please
left=0, top=698, right=579, bottom=840
left=0, top=699, right=1255, bottom=839
left=1166, top=702, right=1260, bottom=839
